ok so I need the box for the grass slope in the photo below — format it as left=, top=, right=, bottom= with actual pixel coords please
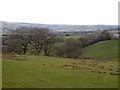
left=64, top=35, right=84, bottom=39
left=3, top=55, right=118, bottom=88
left=82, top=40, right=119, bottom=59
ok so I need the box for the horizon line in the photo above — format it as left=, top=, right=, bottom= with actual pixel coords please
left=0, top=21, right=118, bottom=26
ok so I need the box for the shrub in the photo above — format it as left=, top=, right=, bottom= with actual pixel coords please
left=55, top=38, right=82, bottom=58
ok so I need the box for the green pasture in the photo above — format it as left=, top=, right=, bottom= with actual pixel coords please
left=64, top=35, right=85, bottom=39
left=2, top=55, right=118, bottom=88
left=82, top=40, right=119, bottom=59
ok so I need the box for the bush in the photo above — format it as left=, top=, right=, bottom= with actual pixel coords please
left=55, top=38, right=82, bottom=58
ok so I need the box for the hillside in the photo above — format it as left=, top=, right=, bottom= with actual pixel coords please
left=3, top=55, right=118, bottom=88
left=82, top=40, right=119, bottom=59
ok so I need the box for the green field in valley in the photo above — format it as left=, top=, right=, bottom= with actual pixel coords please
left=3, top=55, right=118, bottom=88
left=64, top=35, right=85, bottom=39
left=82, top=40, right=119, bottom=59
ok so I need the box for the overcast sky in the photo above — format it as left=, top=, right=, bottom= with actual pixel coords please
left=0, top=0, right=119, bottom=25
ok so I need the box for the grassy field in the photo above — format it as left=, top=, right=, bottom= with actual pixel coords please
left=64, top=35, right=85, bottom=39
left=82, top=40, right=119, bottom=59
left=2, top=55, right=119, bottom=88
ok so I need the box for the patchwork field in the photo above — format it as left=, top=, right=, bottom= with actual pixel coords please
left=2, top=55, right=119, bottom=88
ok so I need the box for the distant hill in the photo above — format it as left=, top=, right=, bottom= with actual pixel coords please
left=0, top=21, right=118, bottom=34
left=82, top=40, right=119, bottom=59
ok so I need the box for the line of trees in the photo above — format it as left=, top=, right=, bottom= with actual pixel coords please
left=2, top=27, right=56, bottom=56
left=55, top=30, right=112, bottom=58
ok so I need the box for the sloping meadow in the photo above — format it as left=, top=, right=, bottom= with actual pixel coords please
left=2, top=55, right=119, bottom=88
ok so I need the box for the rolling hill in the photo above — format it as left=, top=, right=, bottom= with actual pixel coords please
left=1, top=21, right=118, bottom=34
left=82, top=40, right=119, bottom=59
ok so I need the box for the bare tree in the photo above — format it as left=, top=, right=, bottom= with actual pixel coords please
left=29, top=28, right=47, bottom=54
left=2, top=28, right=30, bottom=54
left=42, top=30, right=56, bottom=56
left=27, top=28, right=56, bottom=55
